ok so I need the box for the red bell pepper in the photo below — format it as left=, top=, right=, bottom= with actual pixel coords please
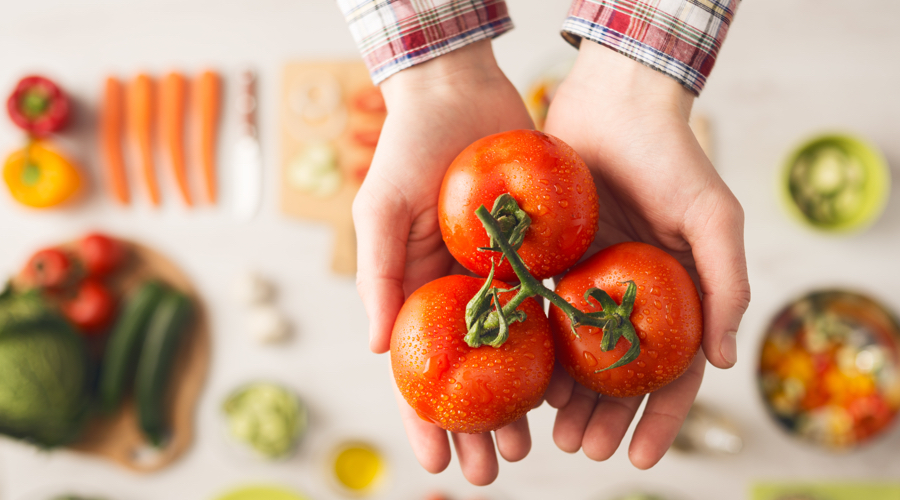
left=6, top=75, right=70, bottom=136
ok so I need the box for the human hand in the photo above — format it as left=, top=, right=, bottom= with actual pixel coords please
left=352, top=40, right=535, bottom=485
left=542, top=41, right=751, bottom=469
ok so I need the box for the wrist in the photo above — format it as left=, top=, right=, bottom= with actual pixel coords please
left=568, top=40, right=695, bottom=119
left=380, top=40, right=506, bottom=104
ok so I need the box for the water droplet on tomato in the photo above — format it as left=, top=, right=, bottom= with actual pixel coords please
left=583, top=351, right=598, bottom=367
left=666, top=314, right=675, bottom=326
left=648, top=350, right=658, bottom=359
left=559, top=218, right=587, bottom=252
left=575, top=183, right=583, bottom=194
left=653, top=300, right=662, bottom=309
left=416, top=409, right=435, bottom=423
left=554, top=184, right=563, bottom=194
left=422, top=353, right=450, bottom=380
left=473, top=379, right=493, bottom=404
left=559, top=200, right=569, bottom=208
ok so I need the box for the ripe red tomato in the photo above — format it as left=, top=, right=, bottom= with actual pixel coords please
left=24, top=247, right=72, bottom=288
left=62, top=279, right=116, bottom=334
left=78, top=232, right=125, bottom=277
left=549, top=242, right=702, bottom=398
left=391, top=275, right=554, bottom=433
left=438, top=129, right=599, bottom=282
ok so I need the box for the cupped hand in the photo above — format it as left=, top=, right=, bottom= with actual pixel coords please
left=542, top=41, right=751, bottom=469
left=352, top=40, right=535, bottom=485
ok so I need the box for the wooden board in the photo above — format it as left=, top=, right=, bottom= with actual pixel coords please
left=280, top=61, right=386, bottom=275
left=14, top=241, right=210, bottom=473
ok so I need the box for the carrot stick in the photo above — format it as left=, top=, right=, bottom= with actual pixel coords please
left=128, top=74, right=160, bottom=205
left=161, top=72, right=191, bottom=206
left=195, top=70, right=221, bottom=203
left=100, top=76, right=130, bottom=204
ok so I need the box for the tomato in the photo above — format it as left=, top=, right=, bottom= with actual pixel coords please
left=24, top=247, right=72, bottom=288
left=438, top=129, right=599, bottom=282
left=62, top=279, right=116, bottom=334
left=549, top=242, right=702, bottom=398
left=78, top=232, right=125, bottom=276
left=391, top=275, right=554, bottom=433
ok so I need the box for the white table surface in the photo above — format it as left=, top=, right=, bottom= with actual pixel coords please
left=1, top=1, right=899, bottom=499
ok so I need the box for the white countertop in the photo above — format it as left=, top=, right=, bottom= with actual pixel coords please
left=1, top=1, right=899, bottom=499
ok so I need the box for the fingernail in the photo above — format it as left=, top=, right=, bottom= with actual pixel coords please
left=720, top=331, right=738, bottom=367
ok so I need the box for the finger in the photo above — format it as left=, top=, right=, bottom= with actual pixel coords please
left=494, top=415, right=531, bottom=462
left=552, top=382, right=598, bottom=453
left=684, top=188, right=751, bottom=369
left=352, top=181, right=411, bottom=354
left=451, top=432, right=499, bottom=486
left=393, top=380, right=451, bottom=473
left=581, top=394, right=644, bottom=462
left=545, top=362, right=575, bottom=409
left=628, top=352, right=706, bottom=469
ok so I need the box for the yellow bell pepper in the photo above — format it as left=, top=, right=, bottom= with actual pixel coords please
left=3, top=141, right=81, bottom=208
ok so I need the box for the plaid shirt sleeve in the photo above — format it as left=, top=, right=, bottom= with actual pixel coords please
left=337, top=0, right=514, bottom=85
left=562, top=0, right=740, bottom=94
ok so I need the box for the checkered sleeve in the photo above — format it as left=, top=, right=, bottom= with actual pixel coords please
left=337, top=0, right=514, bottom=85
left=562, top=0, right=740, bottom=94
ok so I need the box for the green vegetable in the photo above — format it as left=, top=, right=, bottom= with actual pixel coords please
left=135, top=289, right=193, bottom=447
left=223, top=382, right=306, bottom=459
left=0, top=284, right=53, bottom=332
left=0, top=287, right=91, bottom=447
left=98, top=281, right=166, bottom=413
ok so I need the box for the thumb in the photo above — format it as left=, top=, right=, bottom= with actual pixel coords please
left=685, top=189, right=751, bottom=369
left=352, top=180, right=411, bottom=354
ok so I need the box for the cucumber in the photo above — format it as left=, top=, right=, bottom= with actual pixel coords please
left=134, top=289, right=193, bottom=447
left=98, top=281, right=166, bottom=413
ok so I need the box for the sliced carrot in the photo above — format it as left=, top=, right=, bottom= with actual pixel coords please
left=161, top=72, right=191, bottom=206
left=128, top=74, right=160, bottom=205
left=195, top=70, right=221, bottom=203
left=100, top=77, right=130, bottom=204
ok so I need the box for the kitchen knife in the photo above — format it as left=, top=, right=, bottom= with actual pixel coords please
left=232, top=70, right=262, bottom=221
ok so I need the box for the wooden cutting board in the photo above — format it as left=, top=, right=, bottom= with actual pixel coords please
left=280, top=61, right=386, bottom=275
left=14, top=241, right=210, bottom=473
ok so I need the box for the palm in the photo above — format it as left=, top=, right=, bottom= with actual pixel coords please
left=541, top=75, right=747, bottom=468
left=352, top=54, right=534, bottom=485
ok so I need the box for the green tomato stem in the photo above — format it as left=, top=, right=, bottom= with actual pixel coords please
left=466, top=201, right=643, bottom=370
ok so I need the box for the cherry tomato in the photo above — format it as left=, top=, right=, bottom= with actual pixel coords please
left=62, top=279, right=116, bottom=334
left=391, top=275, right=554, bottom=433
left=438, top=129, right=599, bottom=282
left=549, top=242, right=702, bottom=398
left=78, top=232, right=125, bottom=277
left=24, top=247, right=72, bottom=288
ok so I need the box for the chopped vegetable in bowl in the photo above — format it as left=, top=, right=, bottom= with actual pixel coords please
left=782, top=134, right=890, bottom=232
left=222, top=382, right=307, bottom=460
